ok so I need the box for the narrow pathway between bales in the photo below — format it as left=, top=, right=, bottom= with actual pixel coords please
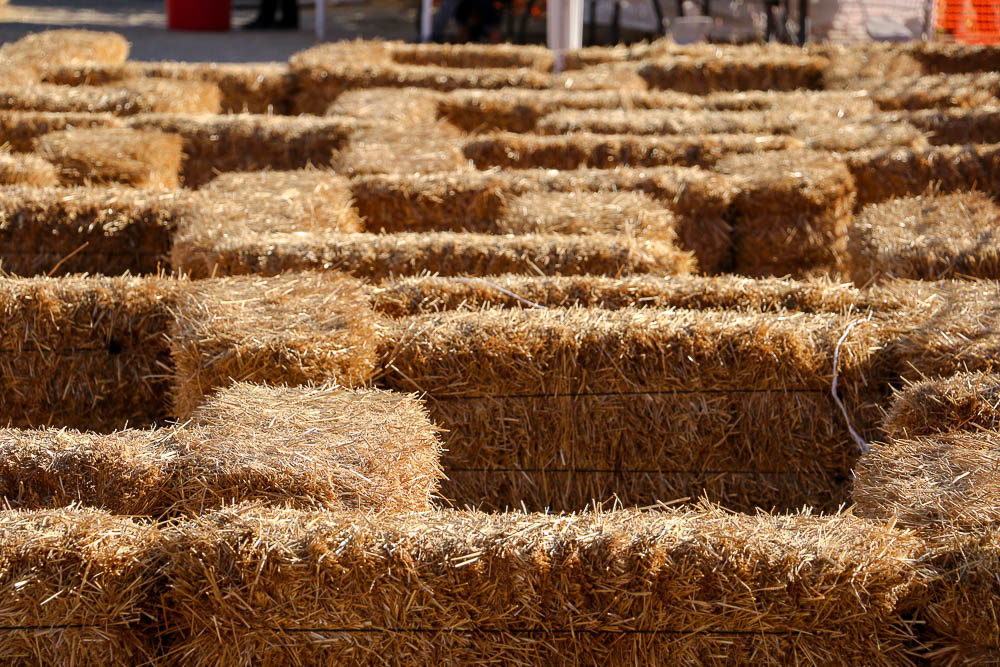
left=0, top=0, right=416, bottom=61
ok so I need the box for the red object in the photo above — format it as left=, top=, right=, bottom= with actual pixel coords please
left=166, top=0, right=232, bottom=31
left=937, top=0, right=999, bottom=43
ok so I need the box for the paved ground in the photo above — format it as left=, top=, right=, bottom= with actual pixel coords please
left=0, top=0, right=418, bottom=62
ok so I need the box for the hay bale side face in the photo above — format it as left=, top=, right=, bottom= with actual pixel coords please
left=849, top=191, right=1000, bottom=285
left=0, top=185, right=181, bottom=276
left=176, top=231, right=695, bottom=281
left=536, top=108, right=804, bottom=136
left=883, top=371, right=1000, bottom=440
left=462, top=132, right=803, bottom=170
left=369, top=274, right=881, bottom=318
left=853, top=432, right=1000, bottom=530
left=907, top=105, right=1000, bottom=146
left=0, top=509, right=159, bottom=665
left=0, top=110, right=124, bottom=151
left=140, top=62, right=295, bottom=114
left=127, top=114, right=355, bottom=187
left=160, top=506, right=921, bottom=664
left=174, top=382, right=443, bottom=514
left=718, top=151, right=855, bottom=279
left=638, top=54, right=827, bottom=94
left=34, top=127, right=184, bottom=188
left=0, top=80, right=221, bottom=116
left=378, top=307, right=888, bottom=511
left=168, top=272, right=378, bottom=419
left=388, top=42, right=554, bottom=71
left=0, top=152, right=57, bottom=186
left=0, top=276, right=182, bottom=430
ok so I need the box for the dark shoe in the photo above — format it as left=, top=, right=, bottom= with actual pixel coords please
left=243, top=18, right=278, bottom=29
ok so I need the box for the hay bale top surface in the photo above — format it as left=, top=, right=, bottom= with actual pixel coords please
left=33, top=127, right=183, bottom=188
left=884, top=371, right=1000, bottom=439
left=327, top=87, right=443, bottom=124
left=0, top=30, right=129, bottom=72
left=0, top=110, right=124, bottom=151
left=370, top=274, right=898, bottom=318
left=850, top=191, right=1000, bottom=284
left=291, top=39, right=553, bottom=72
left=125, top=111, right=357, bottom=137
left=0, top=79, right=222, bottom=115
left=0, top=151, right=57, bottom=186
left=198, top=169, right=362, bottom=234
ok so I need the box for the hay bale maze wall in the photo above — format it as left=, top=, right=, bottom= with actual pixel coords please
left=1, top=30, right=1000, bottom=663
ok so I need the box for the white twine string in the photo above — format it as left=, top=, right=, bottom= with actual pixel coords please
left=832, top=314, right=872, bottom=455
left=446, top=277, right=548, bottom=310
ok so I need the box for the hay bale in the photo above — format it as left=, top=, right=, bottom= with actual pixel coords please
left=462, top=132, right=803, bottom=170
left=389, top=42, right=553, bottom=71
left=0, top=508, right=159, bottom=665
left=549, top=62, right=649, bottom=92
left=883, top=371, right=1000, bottom=440
left=351, top=167, right=735, bottom=273
left=290, top=42, right=551, bottom=114
left=536, top=108, right=804, bottom=136
left=334, top=119, right=468, bottom=176
left=0, top=152, right=57, bottom=186
left=159, top=505, right=921, bottom=664
left=872, top=72, right=1000, bottom=111
left=908, top=41, right=1000, bottom=75
left=0, top=383, right=442, bottom=516
left=849, top=191, right=1000, bottom=285
left=638, top=53, right=827, bottom=94
left=378, top=307, right=889, bottom=511
left=0, top=185, right=182, bottom=276
left=813, top=42, right=924, bottom=90
left=34, top=127, right=183, bottom=188
left=795, top=118, right=928, bottom=153
left=702, top=89, right=877, bottom=115
left=126, top=113, right=354, bottom=187
left=716, top=151, right=855, bottom=278
left=0, top=276, right=181, bottom=431
left=168, top=272, right=378, bottom=419
left=327, top=87, right=442, bottom=125
left=904, top=106, right=1000, bottom=146
left=175, top=231, right=695, bottom=282
left=0, top=79, right=221, bottom=116
left=369, top=274, right=896, bottom=318
left=846, top=143, right=1000, bottom=207
left=0, top=110, right=123, bottom=152
left=0, top=30, right=129, bottom=82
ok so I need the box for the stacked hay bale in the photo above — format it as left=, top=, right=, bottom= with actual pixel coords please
left=0, top=186, right=183, bottom=276
left=33, top=127, right=184, bottom=188
left=0, top=151, right=58, bottom=186
left=377, top=305, right=891, bottom=511
left=0, top=110, right=124, bottom=151
left=125, top=114, right=356, bottom=187
left=0, top=29, right=130, bottom=84
left=0, top=79, right=222, bottom=115
left=157, top=505, right=922, bottom=663
left=904, top=106, right=1000, bottom=146
left=351, top=167, right=735, bottom=274
left=168, top=272, right=379, bottom=419
left=0, top=276, right=182, bottom=431
left=871, top=71, right=1000, bottom=111
left=0, top=382, right=442, bottom=516
left=638, top=52, right=827, bottom=94
left=849, top=191, right=1000, bottom=285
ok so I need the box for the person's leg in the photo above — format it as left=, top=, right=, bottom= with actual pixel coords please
left=278, top=0, right=300, bottom=27
left=244, top=0, right=279, bottom=28
left=432, top=0, right=463, bottom=41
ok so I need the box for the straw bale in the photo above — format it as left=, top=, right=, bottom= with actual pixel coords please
left=369, top=274, right=890, bottom=318
left=378, top=307, right=889, bottom=511
left=351, top=167, right=735, bottom=273
left=0, top=508, right=159, bottom=665
left=42, top=61, right=297, bottom=114
left=159, top=505, right=921, bottom=664
left=536, top=108, right=804, bottom=136
left=904, top=106, right=1000, bottom=146
left=33, top=127, right=183, bottom=188
left=716, top=150, right=855, bottom=278
left=872, top=72, right=1000, bottom=111
left=0, top=79, right=221, bottom=116
left=878, top=279, right=1000, bottom=382
left=168, top=272, right=378, bottom=418
left=0, top=382, right=442, bottom=515
left=0, top=275, right=182, bottom=431
left=198, top=168, right=362, bottom=234
left=0, top=185, right=183, bottom=276
left=702, top=89, right=878, bottom=115
left=0, top=151, right=57, bottom=186
left=462, top=132, right=802, bottom=170
left=796, top=118, right=929, bottom=153
left=883, top=371, right=1000, bottom=440
left=849, top=191, right=1000, bottom=285
left=813, top=42, right=924, bottom=90
left=126, top=113, right=354, bottom=187
left=846, top=143, right=1000, bottom=207
left=549, top=62, right=649, bottom=92
left=0, top=110, right=123, bottom=151
left=388, top=42, right=553, bottom=71
left=326, top=87, right=442, bottom=125
left=175, top=231, right=695, bottom=281
left=0, top=30, right=128, bottom=82
left=290, top=42, right=551, bottom=114
left=908, top=41, right=1000, bottom=75
left=638, top=53, right=827, bottom=94
left=333, top=119, right=467, bottom=176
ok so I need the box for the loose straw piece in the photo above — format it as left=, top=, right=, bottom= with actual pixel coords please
left=447, top=277, right=548, bottom=310
left=832, top=314, right=872, bottom=455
